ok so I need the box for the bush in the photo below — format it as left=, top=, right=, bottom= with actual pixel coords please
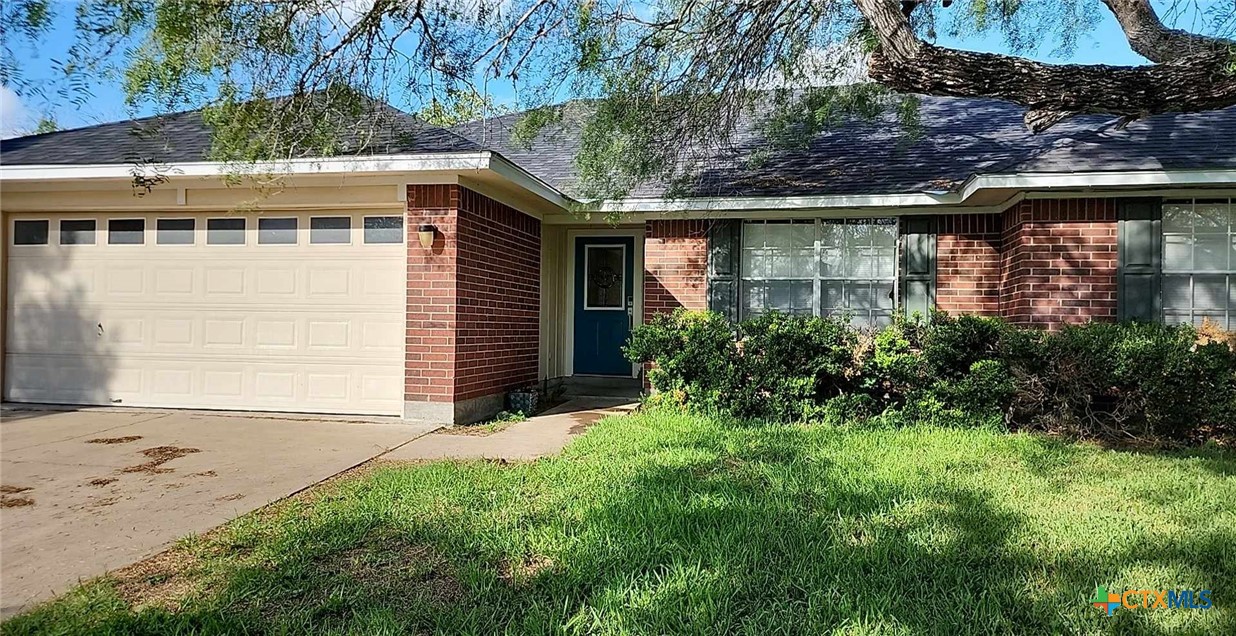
left=733, top=312, right=856, bottom=421
left=624, top=309, right=738, bottom=413
left=625, top=310, right=1236, bottom=444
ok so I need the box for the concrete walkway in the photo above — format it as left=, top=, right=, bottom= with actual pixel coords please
left=384, top=397, right=638, bottom=461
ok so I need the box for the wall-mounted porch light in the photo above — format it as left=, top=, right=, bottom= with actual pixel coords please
left=417, top=224, right=436, bottom=249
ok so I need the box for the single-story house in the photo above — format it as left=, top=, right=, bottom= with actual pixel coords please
left=1, top=95, right=1234, bottom=423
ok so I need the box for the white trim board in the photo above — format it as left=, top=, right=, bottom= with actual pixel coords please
left=5, top=150, right=1234, bottom=217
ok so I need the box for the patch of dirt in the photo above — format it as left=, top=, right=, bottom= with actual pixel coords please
left=217, top=493, right=245, bottom=502
left=87, top=435, right=144, bottom=445
left=111, top=543, right=204, bottom=611
left=88, top=477, right=119, bottom=487
left=0, top=485, right=32, bottom=495
left=437, top=423, right=509, bottom=437
left=499, top=554, right=556, bottom=585
left=1, top=496, right=34, bottom=508
left=164, top=483, right=187, bottom=490
left=191, top=471, right=217, bottom=478
left=121, top=446, right=201, bottom=474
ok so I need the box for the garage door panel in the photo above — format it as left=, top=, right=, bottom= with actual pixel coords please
left=6, top=211, right=406, bottom=416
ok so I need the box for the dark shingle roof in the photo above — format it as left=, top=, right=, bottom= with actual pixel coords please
left=449, top=96, right=1236, bottom=198
left=0, top=100, right=481, bottom=166
left=4, top=94, right=1234, bottom=198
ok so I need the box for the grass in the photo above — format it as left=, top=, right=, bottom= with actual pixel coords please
left=4, top=408, right=1234, bottom=635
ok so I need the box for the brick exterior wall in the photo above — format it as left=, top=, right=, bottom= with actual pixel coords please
left=643, top=220, right=709, bottom=321
left=454, top=188, right=541, bottom=401
left=405, top=184, right=541, bottom=411
left=936, top=214, right=1002, bottom=316
left=999, top=198, right=1118, bottom=328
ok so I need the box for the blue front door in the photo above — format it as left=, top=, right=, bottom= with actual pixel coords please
left=574, top=236, right=635, bottom=375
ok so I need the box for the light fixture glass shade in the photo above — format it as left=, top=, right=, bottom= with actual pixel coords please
left=417, top=224, right=435, bottom=248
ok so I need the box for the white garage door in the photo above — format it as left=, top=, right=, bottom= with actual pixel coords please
left=4, top=211, right=406, bottom=416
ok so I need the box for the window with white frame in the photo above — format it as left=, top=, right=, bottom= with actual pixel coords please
left=1162, top=198, right=1235, bottom=329
left=741, top=219, right=897, bottom=326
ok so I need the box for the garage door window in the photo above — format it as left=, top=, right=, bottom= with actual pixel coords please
left=363, top=216, right=403, bottom=244
left=310, top=217, right=351, bottom=244
left=258, top=217, right=298, bottom=245
left=13, top=220, right=49, bottom=245
left=59, top=219, right=96, bottom=245
left=157, top=218, right=195, bottom=245
left=207, top=218, right=246, bottom=245
left=108, top=219, right=145, bottom=245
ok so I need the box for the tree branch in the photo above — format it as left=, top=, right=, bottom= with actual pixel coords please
left=855, top=0, right=1236, bottom=131
left=1100, top=0, right=1223, bottom=63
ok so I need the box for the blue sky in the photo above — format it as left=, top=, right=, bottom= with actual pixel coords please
left=0, top=1, right=1195, bottom=138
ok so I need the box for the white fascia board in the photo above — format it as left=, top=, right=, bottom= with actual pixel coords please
left=957, top=169, right=1236, bottom=200
left=595, top=191, right=962, bottom=214
left=0, top=152, right=493, bottom=181
left=590, top=169, right=1236, bottom=215
left=486, top=153, right=575, bottom=210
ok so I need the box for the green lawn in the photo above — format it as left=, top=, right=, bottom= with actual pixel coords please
left=5, top=409, right=1234, bottom=635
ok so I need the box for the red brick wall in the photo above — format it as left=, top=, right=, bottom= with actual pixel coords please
left=999, top=199, right=1118, bottom=328
left=643, top=220, right=709, bottom=321
left=454, top=187, right=541, bottom=401
left=405, top=184, right=541, bottom=406
left=936, top=214, right=1002, bottom=316
left=406, top=184, right=459, bottom=404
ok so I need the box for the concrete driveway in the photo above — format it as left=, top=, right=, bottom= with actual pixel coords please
left=0, top=405, right=437, bottom=617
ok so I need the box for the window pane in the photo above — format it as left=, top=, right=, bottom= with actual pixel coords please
left=59, top=219, right=95, bottom=245
left=1162, top=275, right=1192, bottom=310
left=108, top=219, right=145, bottom=245
left=1163, top=234, right=1192, bottom=272
left=310, top=217, right=350, bottom=244
left=1162, top=202, right=1193, bottom=232
left=585, top=246, right=625, bottom=308
left=1194, top=200, right=1231, bottom=231
left=873, top=282, right=895, bottom=310
left=258, top=217, right=298, bottom=245
left=207, top=218, right=245, bottom=245
left=364, top=216, right=403, bottom=244
left=13, top=220, right=48, bottom=245
left=1194, top=234, right=1228, bottom=271
left=1193, top=275, right=1227, bottom=309
left=157, top=218, right=195, bottom=245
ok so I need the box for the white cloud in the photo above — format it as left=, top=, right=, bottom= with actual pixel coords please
left=1, top=85, right=36, bottom=139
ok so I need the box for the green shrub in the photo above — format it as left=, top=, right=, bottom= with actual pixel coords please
left=1006, top=322, right=1236, bottom=442
left=920, top=312, right=1008, bottom=379
left=626, top=309, right=1236, bottom=444
left=732, top=312, right=856, bottom=421
left=623, top=309, right=738, bottom=413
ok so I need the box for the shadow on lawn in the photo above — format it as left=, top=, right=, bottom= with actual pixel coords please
left=8, top=422, right=1233, bottom=635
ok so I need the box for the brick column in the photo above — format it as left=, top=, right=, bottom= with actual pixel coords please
left=999, top=199, right=1118, bottom=328
left=405, top=184, right=541, bottom=424
left=936, top=214, right=1002, bottom=317
left=643, top=220, right=709, bottom=321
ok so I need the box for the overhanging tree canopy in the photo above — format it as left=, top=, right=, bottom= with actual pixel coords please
left=2, top=0, right=1233, bottom=198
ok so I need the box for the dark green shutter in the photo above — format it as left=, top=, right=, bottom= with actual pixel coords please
left=901, top=216, right=936, bottom=319
left=1117, top=198, right=1162, bottom=322
left=707, top=220, right=742, bottom=322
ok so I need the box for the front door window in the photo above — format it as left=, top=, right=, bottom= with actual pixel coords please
left=585, top=245, right=626, bottom=309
